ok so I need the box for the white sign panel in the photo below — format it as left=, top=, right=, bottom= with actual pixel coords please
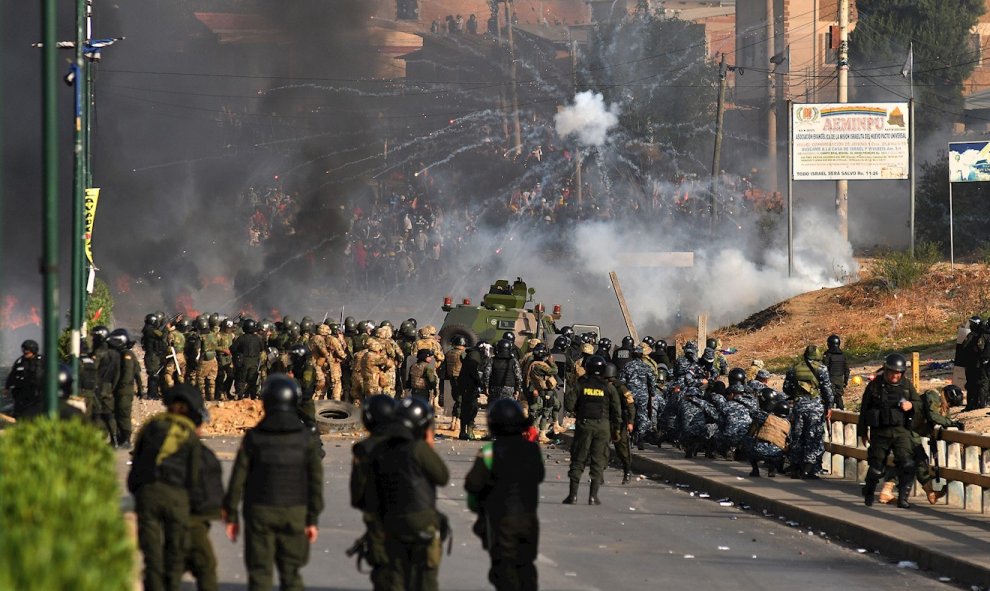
left=791, top=102, right=910, bottom=181
left=948, top=141, right=990, bottom=182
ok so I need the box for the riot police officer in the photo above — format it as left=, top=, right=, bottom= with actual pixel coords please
left=465, top=398, right=544, bottom=590
left=109, top=328, right=143, bottom=448
left=223, top=375, right=324, bottom=590
left=563, top=355, right=621, bottom=505
left=823, top=334, right=850, bottom=410
left=370, top=397, right=450, bottom=591
left=3, top=339, right=43, bottom=417
left=231, top=319, right=264, bottom=399
left=141, top=313, right=168, bottom=400
left=858, top=353, right=923, bottom=508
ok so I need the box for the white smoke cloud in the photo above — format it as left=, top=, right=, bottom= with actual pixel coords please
left=555, top=91, right=620, bottom=147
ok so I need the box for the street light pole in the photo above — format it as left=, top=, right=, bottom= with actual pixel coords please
left=42, top=0, right=61, bottom=416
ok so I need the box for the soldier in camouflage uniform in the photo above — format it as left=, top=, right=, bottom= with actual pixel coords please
left=289, top=344, right=318, bottom=428
left=195, top=316, right=221, bottom=402
left=184, top=320, right=202, bottom=384
left=744, top=400, right=791, bottom=477
left=782, top=344, right=834, bottom=479
left=442, top=336, right=467, bottom=431
left=677, top=383, right=719, bottom=458
left=604, top=362, right=635, bottom=483
left=484, top=340, right=522, bottom=403
left=620, top=346, right=660, bottom=450
left=524, top=344, right=558, bottom=441
left=407, top=349, right=439, bottom=401
left=216, top=319, right=236, bottom=401
left=705, top=338, right=729, bottom=377
left=375, top=326, right=404, bottom=397
left=326, top=324, right=348, bottom=401
left=309, top=324, right=333, bottom=399
left=359, top=339, right=394, bottom=398
left=164, top=319, right=187, bottom=389
left=711, top=384, right=754, bottom=459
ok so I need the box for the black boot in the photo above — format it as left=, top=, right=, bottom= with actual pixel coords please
left=863, top=483, right=877, bottom=507
left=118, top=431, right=132, bottom=450
left=562, top=481, right=579, bottom=504
left=622, top=470, right=631, bottom=484
left=802, top=463, right=820, bottom=480
left=897, top=482, right=913, bottom=509
left=589, top=481, right=602, bottom=505
left=749, top=460, right=760, bottom=477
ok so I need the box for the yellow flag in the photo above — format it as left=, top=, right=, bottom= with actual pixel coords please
left=84, top=188, right=100, bottom=265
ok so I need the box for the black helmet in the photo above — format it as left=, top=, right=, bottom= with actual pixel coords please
left=450, top=335, right=468, bottom=347
left=683, top=341, right=697, bottom=353
left=21, top=339, right=40, bottom=355
left=300, top=318, right=316, bottom=335
left=243, top=318, right=258, bottom=334
left=559, top=326, right=574, bottom=338
left=406, top=317, right=418, bottom=328
left=91, top=325, right=110, bottom=347
left=771, top=399, right=792, bottom=418
left=827, top=334, right=841, bottom=350
left=208, top=312, right=220, bottom=328
left=288, top=325, right=301, bottom=339
left=282, top=317, right=298, bottom=332
left=706, top=337, right=718, bottom=350
left=221, top=318, right=235, bottom=330
left=397, top=396, right=434, bottom=438
left=362, top=395, right=397, bottom=431
left=57, top=363, right=73, bottom=398
left=603, top=362, right=618, bottom=379
left=642, top=336, right=655, bottom=348
left=728, top=367, right=746, bottom=386
left=399, top=320, right=415, bottom=334
left=970, top=316, right=982, bottom=330
left=943, top=384, right=964, bottom=407
left=883, top=353, right=907, bottom=373
left=502, top=331, right=516, bottom=343
left=531, top=344, right=549, bottom=360
left=621, top=336, right=635, bottom=349
left=597, top=338, right=612, bottom=353
left=289, top=344, right=308, bottom=359
left=107, top=328, right=130, bottom=350
left=487, top=398, right=527, bottom=436
left=495, top=339, right=513, bottom=359
left=196, top=316, right=210, bottom=332
left=585, top=355, right=607, bottom=376
left=153, top=310, right=166, bottom=323
left=759, top=387, right=781, bottom=409
left=553, top=336, right=569, bottom=351
left=177, top=318, right=192, bottom=332
left=656, top=339, right=667, bottom=351
left=261, top=374, right=300, bottom=414
left=145, top=313, right=158, bottom=326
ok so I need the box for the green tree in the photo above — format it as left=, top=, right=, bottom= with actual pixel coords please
left=850, top=0, right=985, bottom=139
left=581, top=8, right=718, bottom=178
left=58, top=277, right=115, bottom=361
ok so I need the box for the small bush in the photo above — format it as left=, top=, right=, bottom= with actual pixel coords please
left=0, top=418, right=134, bottom=591
left=873, top=242, right=941, bottom=292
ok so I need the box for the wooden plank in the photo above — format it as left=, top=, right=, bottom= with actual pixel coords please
left=698, top=314, right=708, bottom=353
left=824, top=444, right=990, bottom=488
left=831, top=409, right=990, bottom=448
left=608, top=271, right=639, bottom=343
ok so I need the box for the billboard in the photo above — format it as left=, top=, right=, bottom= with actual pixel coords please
left=791, top=103, right=910, bottom=181
left=948, top=141, right=990, bottom=183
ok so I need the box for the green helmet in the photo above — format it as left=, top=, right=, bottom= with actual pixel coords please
left=803, top=344, right=823, bottom=362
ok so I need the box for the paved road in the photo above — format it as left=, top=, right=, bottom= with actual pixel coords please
left=117, top=436, right=959, bottom=590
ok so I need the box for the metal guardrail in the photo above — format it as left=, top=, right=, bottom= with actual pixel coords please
left=825, top=410, right=990, bottom=513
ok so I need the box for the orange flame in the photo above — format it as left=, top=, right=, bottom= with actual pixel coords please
left=0, top=295, right=42, bottom=330
left=175, top=293, right=200, bottom=318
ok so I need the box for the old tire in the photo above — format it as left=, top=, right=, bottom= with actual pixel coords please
left=315, top=400, right=360, bottom=434
left=439, top=323, right=478, bottom=349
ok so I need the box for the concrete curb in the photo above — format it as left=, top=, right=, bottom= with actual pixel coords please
left=558, top=433, right=990, bottom=589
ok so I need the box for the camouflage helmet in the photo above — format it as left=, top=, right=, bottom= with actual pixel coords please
left=419, top=325, right=437, bottom=338
left=374, top=326, right=393, bottom=340
left=317, top=323, right=331, bottom=336
left=803, top=344, right=823, bottom=362
left=580, top=342, right=594, bottom=355
left=366, top=339, right=384, bottom=353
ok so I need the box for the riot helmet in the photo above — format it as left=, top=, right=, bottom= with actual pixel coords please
left=289, top=344, right=308, bottom=359
left=621, top=336, right=635, bottom=349
left=450, top=335, right=468, bottom=347
left=195, top=316, right=210, bottom=333
left=553, top=336, right=569, bottom=351
left=943, top=384, right=964, bottom=407
left=362, top=394, right=397, bottom=431
left=531, top=344, right=549, bottom=360
left=21, top=339, right=40, bottom=355
left=57, top=363, right=73, bottom=399
left=91, top=325, right=110, bottom=347
left=559, top=326, right=575, bottom=339
left=243, top=319, right=258, bottom=334
left=597, top=338, right=612, bottom=353
left=261, top=374, right=300, bottom=414
left=208, top=313, right=220, bottom=329
left=827, top=334, right=841, bottom=351
left=487, top=398, right=527, bottom=436
left=706, top=337, right=718, bottom=351
left=495, top=339, right=513, bottom=359
left=397, top=396, right=434, bottom=438
left=502, top=331, right=516, bottom=343
left=177, top=318, right=192, bottom=333
left=585, top=355, right=607, bottom=376
left=603, top=362, right=618, bottom=379
left=107, top=328, right=130, bottom=350
left=145, top=313, right=158, bottom=327
left=728, top=367, right=747, bottom=386
left=300, top=318, right=316, bottom=335
left=883, top=353, right=907, bottom=373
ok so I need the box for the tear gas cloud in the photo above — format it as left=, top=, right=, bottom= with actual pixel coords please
left=554, top=91, right=620, bottom=148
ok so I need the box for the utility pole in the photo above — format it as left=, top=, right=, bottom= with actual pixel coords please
left=70, top=0, right=89, bottom=394
left=572, top=39, right=582, bottom=206
left=505, top=0, right=522, bottom=155
left=711, top=53, right=728, bottom=236
left=42, top=0, right=61, bottom=415
left=836, top=0, right=849, bottom=241
left=766, top=0, right=777, bottom=192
